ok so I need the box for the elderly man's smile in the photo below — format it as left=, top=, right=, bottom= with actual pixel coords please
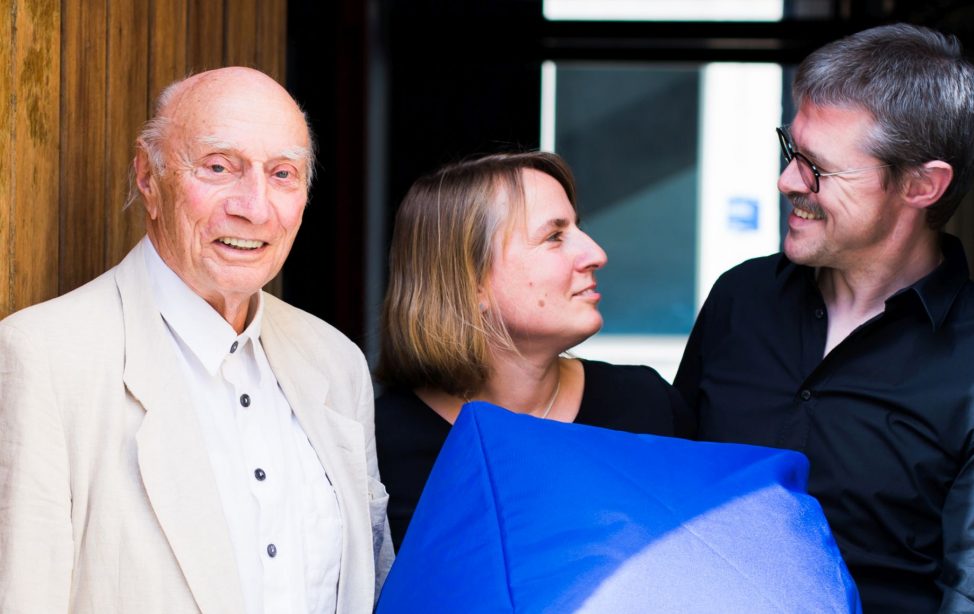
left=217, top=237, right=265, bottom=250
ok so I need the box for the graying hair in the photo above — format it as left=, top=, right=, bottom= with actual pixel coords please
left=793, top=23, right=974, bottom=229
left=123, top=75, right=317, bottom=210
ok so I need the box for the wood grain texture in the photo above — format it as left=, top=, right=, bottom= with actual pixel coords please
left=149, top=0, right=188, bottom=102
left=3, top=0, right=61, bottom=318
left=106, top=0, right=150, bottom=267
left=0, top=1, right=13, bottom=316
left=225, top=0, right=259, bottom=68
left=188, top=0, right=225, bottom=73
left=257, top=0, right=287, bottom=83
left=60, top=0, right=107, bottom=294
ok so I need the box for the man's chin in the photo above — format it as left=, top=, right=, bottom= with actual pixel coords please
left=783, top=237, right=820, bottom=267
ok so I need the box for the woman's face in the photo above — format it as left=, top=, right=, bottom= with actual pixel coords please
left=486, top=168, right=607, bottom=354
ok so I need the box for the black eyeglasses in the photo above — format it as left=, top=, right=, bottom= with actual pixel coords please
left=776, top=127, right=890, bottom=193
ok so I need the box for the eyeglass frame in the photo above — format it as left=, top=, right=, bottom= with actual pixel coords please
left=776, top=126, right=891, bottom=193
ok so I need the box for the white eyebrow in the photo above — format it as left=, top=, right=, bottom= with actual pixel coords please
left=197, top=136, right=236, bottom=151
left=195, top=137, right=309, bottom=163
left=279, top=147, right=311, bottom=163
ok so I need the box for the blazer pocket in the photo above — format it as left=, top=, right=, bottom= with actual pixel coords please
left=367, top=477, right=390, bottom=559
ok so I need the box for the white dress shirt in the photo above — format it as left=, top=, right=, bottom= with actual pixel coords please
left=143, top=238, right=342, bottom=614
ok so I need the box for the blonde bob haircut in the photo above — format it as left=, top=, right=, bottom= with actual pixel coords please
left=376, top=151, right=577, bottom=398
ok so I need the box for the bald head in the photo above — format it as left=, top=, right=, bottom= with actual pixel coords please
left=159, top=67, right=302, bottom=128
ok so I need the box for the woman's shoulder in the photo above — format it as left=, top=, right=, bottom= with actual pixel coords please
left=375, top=387, right=451, bottom=445
left=579, top=358, right=670, bottom=393
left=376, top=386, right=427, bottom=413
left=577, top=358, right=694, bottom=437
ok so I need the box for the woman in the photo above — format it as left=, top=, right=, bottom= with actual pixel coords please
left=375, top=151, right=695, bottom=549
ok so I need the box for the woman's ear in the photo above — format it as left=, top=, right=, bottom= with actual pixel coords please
left=477, top=283, right=490, bottom=314
left=902, top=160, right=953, bottom=210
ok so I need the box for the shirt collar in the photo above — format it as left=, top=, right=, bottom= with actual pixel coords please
left=904, top=233, right=970, bottom=331
left=142, top=236, right=264, bottom=375
left=774, top=232, right=970, bottom=331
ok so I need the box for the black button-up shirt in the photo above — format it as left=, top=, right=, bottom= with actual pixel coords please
left=675, top=233, right=974, bottom=613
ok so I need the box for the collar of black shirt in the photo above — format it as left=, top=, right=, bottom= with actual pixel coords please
left=773, top=232, right=971, bottom=332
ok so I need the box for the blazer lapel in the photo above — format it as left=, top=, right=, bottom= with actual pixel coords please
left=117, top=241, right=246, bottom=614
left=261, top=303, right=374, bottom=612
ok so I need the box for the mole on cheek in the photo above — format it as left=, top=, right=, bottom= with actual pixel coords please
left=538, top=300, right=545, bottom=308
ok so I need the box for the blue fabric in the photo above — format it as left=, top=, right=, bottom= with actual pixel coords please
left=378, top=402, right=862, bottom=613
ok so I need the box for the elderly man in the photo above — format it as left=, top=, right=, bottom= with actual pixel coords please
left=675, top=24, right=974, bottom=613
left=0, top=67, right=392, bottom=613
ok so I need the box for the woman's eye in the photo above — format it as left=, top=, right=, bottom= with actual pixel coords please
left=274, top=170, right=291, bottom=179
left=210, top=164, right=226, bottom=173
left=546, top=231, right=563, bottom=243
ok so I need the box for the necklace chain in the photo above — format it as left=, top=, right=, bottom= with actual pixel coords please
left=463, top=372, right=562, bottom=420
left=538, top=378, right=560, bottom=419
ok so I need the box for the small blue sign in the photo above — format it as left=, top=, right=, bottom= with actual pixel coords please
left=728, top=197, right=759, bottom=231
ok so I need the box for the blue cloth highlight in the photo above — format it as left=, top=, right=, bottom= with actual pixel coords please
left=378, top=402, right=861, bottom=613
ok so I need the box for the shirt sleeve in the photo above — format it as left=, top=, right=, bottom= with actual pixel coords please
left=939, top=446, right=974, bottom=612
left=0, top=321, right=74, bottom=612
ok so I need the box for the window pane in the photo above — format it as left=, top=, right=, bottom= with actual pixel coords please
left=544, top=0, right=783, bottom=22
left=545, top=61, right=783, bottom=379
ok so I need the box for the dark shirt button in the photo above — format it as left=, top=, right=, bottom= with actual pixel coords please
left=814, top=308, right=825, bottom=319
left=267, top=543, right=277, bottom=558
left=254, top=468, right=266, bottom=481
left=240, top=394, right=251, bottom=408
left=230, top=341, right=238, bottom=353
left=800, top=389, right=812, bottom=401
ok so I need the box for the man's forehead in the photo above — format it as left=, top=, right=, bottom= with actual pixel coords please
left=162, top=70, right=306, bottom=138
left=791, top=103, right=875, bottom=155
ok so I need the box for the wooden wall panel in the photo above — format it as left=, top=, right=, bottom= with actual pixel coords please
left=3, top=1, right=61, bottom=315
left=106, top=0, right=149, bottom=260
left=149, top=0, right=188, bottom=102
left=188, top=1, right=225, bottom=73
left=0, top=2, right=13, bottom=316
left=0, top=0, right=288, bottom=320
left=225, top=0, right=260, bottom=68
left=258, top=0, right=288, bottom=82
left=60, top=0, right=107, bottom=294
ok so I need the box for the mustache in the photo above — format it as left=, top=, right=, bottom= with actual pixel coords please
left=787, top=193, right=826, bottom=218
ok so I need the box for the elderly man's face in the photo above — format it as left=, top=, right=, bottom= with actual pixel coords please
left=141, top=69, right=310, bottom=321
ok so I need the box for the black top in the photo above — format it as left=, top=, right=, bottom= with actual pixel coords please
left=376, top=358, right=694, bottom=551
left=674, top=233, right=974, bottom=614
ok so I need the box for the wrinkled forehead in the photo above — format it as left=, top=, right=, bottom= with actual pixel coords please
left=164, top=71, right=310, bottom=155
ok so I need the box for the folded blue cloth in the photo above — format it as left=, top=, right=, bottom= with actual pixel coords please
left=378, top=402, right=861, bottom=613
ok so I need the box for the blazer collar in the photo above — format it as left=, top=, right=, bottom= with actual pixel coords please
left=117, top=239, right=247, bottom=614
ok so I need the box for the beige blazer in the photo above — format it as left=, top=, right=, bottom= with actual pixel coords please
left=0, top=240, right=393, bottom=613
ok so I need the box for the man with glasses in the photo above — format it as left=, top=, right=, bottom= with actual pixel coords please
left=675, top=23, right=974, bottom=612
